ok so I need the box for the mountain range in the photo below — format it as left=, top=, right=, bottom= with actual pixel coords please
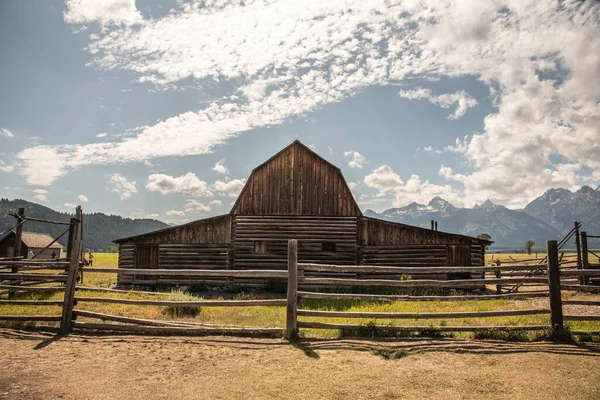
left=0, top=199, right=169, bottom=251
left=365, top=186, right=600, bottom=249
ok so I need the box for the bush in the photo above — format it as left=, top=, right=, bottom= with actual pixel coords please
left=161, top=291, right=201, bottom=318
left=189, top=282, right=207, bottom=293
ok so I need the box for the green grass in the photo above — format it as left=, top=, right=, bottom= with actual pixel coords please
left=1, top=252, right=599, bottom=340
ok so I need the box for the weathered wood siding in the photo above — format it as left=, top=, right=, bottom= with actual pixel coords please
left=232, top=142, right=361, bottom=216
left=232, top=216, right=358, bottom=269
left=117, top=244, right=134, bottom=283
left=158, top=244, right=229, bottom=269
left=359, top=217, right=476, bottom=246
left=115, top=215, right=232, bottom=245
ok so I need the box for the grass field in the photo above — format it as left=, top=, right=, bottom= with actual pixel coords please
left=2, top=252, right=599, bottom=340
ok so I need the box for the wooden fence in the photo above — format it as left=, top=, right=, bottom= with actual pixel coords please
left=286, top=240, right=600, bottom=339
left=1, top=239, right=599, bottom=340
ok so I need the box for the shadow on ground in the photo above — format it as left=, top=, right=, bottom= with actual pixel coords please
left=0, top=328, right=598, bottom=359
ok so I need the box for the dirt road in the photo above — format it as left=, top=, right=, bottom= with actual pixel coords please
left=1, top=329, right=599, bottom=400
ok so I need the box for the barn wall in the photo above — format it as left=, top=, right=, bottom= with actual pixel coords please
left=117, top=215, right=232, bottom=245
left=358, top=217, right=476, bottom=246
left=233, top=143, right=361, bottom=216
left=117, top=243, right=135, bottom=283
left=116, top=216, right=232, bottom=284
left=232, top=216, right=358, bottom=270
left=0, top=233, right=15, bottom=258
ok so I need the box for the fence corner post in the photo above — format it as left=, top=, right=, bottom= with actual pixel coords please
left=286, top=239, right=298, bottom=340
left=546, top=240, right=564, bottom=336
left=60, top=240, right=81, bottom=334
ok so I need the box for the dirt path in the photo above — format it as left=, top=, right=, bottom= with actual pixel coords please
left=1, top=329, right=599, bottom=400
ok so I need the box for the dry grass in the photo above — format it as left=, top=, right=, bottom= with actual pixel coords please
left=0, top=329, right=599, bottom=400
left=1, top=253, right=599, bottom=339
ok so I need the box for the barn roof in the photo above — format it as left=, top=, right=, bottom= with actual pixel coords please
left=113, top=141, right=490, bottom=245
left=231, top=140, right=362, bottom=216
left=21, top=232, right=63, bottom=249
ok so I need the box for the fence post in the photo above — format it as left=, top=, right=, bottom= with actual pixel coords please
left=574, top=222, right=582, bottom=284
left=286, top=239, right=298, bottom=340
left=9, top=208, right=25, bottom=299
left=546, top=240, right=563, bottom=335
left=581, top=232, right=589, bottom=285
left=60, top=240, right=81, bottom=334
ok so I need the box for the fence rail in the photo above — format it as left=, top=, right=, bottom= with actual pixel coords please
left=1, top=237, right=600, bottom=341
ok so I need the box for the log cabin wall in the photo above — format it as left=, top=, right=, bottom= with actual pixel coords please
left=232, top=216, right=358, bottom=270
left=115, top=215, right=232, bottom=284
left=232, top=141, right=361, bottom=217
left=358, top=217, right=486, bottom=278
left=117, top=244, right=135, bottom=283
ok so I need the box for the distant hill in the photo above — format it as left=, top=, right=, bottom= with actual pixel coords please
left=0, top=199, right=169, bottom=251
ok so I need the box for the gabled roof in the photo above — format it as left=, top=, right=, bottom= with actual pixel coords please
left=231, top=140, right=362, bottom=216
left=21, top=232, right=63, bottom=249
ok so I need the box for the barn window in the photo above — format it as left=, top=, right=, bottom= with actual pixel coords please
left=322, top=242, right=337, bottom=252
left=254, top=241, right=268, bottom=253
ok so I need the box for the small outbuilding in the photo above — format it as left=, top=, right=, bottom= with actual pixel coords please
left=114, top=141, right=491, bottom=284
left=0, top=232, right=64, bottom=259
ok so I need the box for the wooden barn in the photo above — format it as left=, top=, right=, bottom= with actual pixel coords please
left=0, top=232, right=64, bottom=259
left=115, top=141, right=491, bottom=284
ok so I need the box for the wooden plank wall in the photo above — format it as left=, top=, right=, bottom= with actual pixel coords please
left=233, top=143, right=361, bottom=216
left=470, top=244, right=485, bottom=266
left=359, top=217, right=476, bottom=246
left=117, top=244, right=134, bottom=284
left=232, top=216, right=358, bottom=270
left=158, top=244, right=229, bottom=269
left=116, top=215, right=232, bottom=245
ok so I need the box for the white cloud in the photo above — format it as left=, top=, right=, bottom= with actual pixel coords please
left=363, top=165, right=463, bottom=207
left=213, top=178, right=246, bottom=198
left=109, top=173, right=137, bottom=199
left=344, top=151, right=367, bottom=169
left=212, top=160, right=229, bottom=175
left=132, top=208, right=159, bottom=219
left=1, top=128, right=14, bottom=138
left=393, top=174, right=463, bottom=208
left=17, top=146, right=67, bottom=186
left=9, top=0, right=598, bottom=208
left=398, top=88, right=478, bottom=119
left=184, top=200, right=211, bottom=213
left=64, top=203, right=77, bottom=209
left=96, top=132, right=107, bottom=138
left=423, top=146, right=443, bottom=155
left=63, top=0, right=142, bottom=25
left=209, top=199, right=222, bottom=206
left=77, top=194, right=89, bottom=203
left=364, top=165, right=403, bottom=196
left=165, top=210, right=185, bottom=217
left=146, top=172, right=213, bottom=197
left=33, top=194, right=47, bottom=202
left=347, top=181, right=359, bottom=190
left=0, top=160, right=14, bottom=173
left=31, top=188, right=48, bottom=202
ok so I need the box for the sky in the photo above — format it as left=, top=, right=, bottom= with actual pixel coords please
left=0, top=0, right=599, bottom=224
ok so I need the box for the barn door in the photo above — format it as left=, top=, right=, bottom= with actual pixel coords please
left=446, top=245, right=471, bottom=280
left=135, top=245, right=158, bottom=280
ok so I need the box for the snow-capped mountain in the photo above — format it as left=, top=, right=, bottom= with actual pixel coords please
left=366, top=198, right=562, bottom=248
left=523, top=186, right=600, bottom=233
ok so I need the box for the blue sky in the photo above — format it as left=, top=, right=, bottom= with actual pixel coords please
left=0, top=0, right=599, bottom=223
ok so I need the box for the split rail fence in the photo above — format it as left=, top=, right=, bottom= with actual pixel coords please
left=1, top=237, right=599, bottom=339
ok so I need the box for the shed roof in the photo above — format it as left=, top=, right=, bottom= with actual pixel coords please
left=21, top=232, right=64, bottom=249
